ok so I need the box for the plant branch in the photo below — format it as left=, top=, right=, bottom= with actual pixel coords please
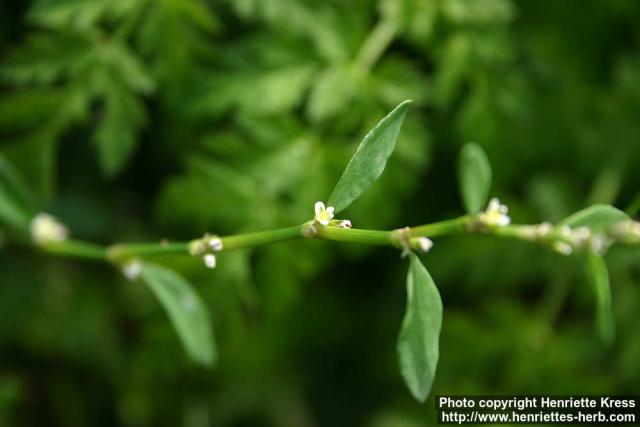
left=27, top=214, right=640, bottom=269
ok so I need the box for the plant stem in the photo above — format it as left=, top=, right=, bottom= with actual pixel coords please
left=220, top=226, right=305, bottom=250
left=40, top=239, right=107, bottom=260
left=315, top=226, right=392, bottom=246
left=410, top=216, right=472, bottom=237
left=28, top=214, right=640, bottom=268
left=107, top=242, right=189, bottom=262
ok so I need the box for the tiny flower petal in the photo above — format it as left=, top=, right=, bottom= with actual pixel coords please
left=337, top=220, right=352, bottom=229
left=536, top=222, right=552, bottom=237
left=31, top=213, right=69, bottom=245
left=416, top=237, right=433, bottom=253
left=208, top=236, right=223, bottom=252
left=590, top=234, right=609, bottom=254
left=313, top=201, right=335, bottom=225
left=189, top=239, right=207, bottom=256
left=123, top=260, right=142, bottom=281
left=553, top=241, right=573, bottom=255
left=478, top=198, right=511, bottom=228
left=204, top=254, right=217, bottom=269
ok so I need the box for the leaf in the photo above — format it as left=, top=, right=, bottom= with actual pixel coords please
left=139, top=263, right=216, bottom=366
left=94, top=81, right=147, bottom=176
left=0, top=154, right=37, bottom=232
left=92, top=41, right=153, bottom=176
left=457, top=143, right=492, bottom=214
left=559, top=204, right=630, bottom=232
left=397, top=253, right=443, bottom=403
left=327, top=100, right=412, bottom=213
left=28, top=0, right=136, bottom=30
left=583, top=252, right=614, bottom=344
left=306, top=65, right=356, bottom=123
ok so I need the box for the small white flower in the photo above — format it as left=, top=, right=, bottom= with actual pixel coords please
left=614, top=220, right=640, bottom=239
left=569, top=227, right=591, bottom=247
left=415, top=237, right=433, bottom=253
left=31, top=213, right=68, bottom=245
left=208, top=236, right=223, bottom=252
left=518, top=222, right=553, bottom=240
left=590, top=234, right=609, bottom=254
left=337, top=219, right=352, bottom=229
left=553, top=241, right=573, bottom=256
left=536, top=222, right=552, bottom=238
left=559, top=225, right=572, bottom=238
left=123, top=259, right=142, bottom=281
left=189, top=239, right=207, bottom=256
left=478, top=198, right=511, bottom=227
left=204, top=254, right=217, bottom=269
left=314, top=201, right=335, bottom=225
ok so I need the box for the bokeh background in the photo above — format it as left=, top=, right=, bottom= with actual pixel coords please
left=1, top=0, right=640, bottom=425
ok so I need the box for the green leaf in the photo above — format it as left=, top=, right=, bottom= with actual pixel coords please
left=559, top=204, right=630, bottom=232
left=139, top=263, right=216, bottom=366
left=0, top=154, right=37, bottom=232
left=327, top=100, right=412, bottom=213
left=92, top=41, right=153, bottom=176
left=397, top=253, right=443, bottom=403
left=28, top=0, right=135, bottom=30
left=583, top=251, right=614, bottom=344
left=457, top=143, right=492, bottom=214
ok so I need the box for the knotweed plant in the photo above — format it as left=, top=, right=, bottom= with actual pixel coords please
left=1, top=101, right=639, bottom=402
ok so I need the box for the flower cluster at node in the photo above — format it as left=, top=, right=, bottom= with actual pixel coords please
left=189, top=234, right=224, bottom=269
left=314, top=201, right=335, bottom=225
left=478, top=198, right=511, bottom=227
left=31, top=213, right=68, bottom=245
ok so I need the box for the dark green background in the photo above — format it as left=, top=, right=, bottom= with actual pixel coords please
left=1, top=0, right=639, bottom=425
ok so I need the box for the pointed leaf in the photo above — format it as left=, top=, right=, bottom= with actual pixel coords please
left=559, top=204, right=630, bottom=232
left=457, top=143, right=492, bottom=214
left=140, top=263, right=216, bottom=366
left=397, top=253, right=443, bottom=402
left=0, top=154, right=37, bottom=232
left=583, top=251, right=614, bottom=344
left=327, top=100, right=412, bottom=213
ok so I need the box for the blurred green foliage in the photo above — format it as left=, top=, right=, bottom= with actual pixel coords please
left=1, top=0, right=640, bottom=425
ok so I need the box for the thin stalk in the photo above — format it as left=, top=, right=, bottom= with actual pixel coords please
left=220, top=226, right=304, bottom=251
left=315, top=226, right=392, bottom=246
left=410, top=216, right=472, bottom=237
left=107, top=242, right=189, bottom=262
left=40, top=239, right=107, bottom=260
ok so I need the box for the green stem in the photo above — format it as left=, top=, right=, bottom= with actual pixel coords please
left=28, top=214, right=640, bottom=267
left=40, top=239, right=107, bottom=260
left=410, top=216, right=472, bottom=237
left=220, top=226, right=304, bottom=250
left=315, top=226, right=392, bottom=246
left=107, top=242, right=189, bottom=262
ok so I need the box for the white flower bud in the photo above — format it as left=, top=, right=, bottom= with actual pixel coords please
left=208, top=236, right=223, bottom=252
left=478, top=198, right=511, bottom=227
left=204, top=254, right=217, bottom=269
left=553, top=241, right=573, bottom=255
left=416, top=237, right=433, bottom=253
left=589, top=234, right=609, bottom=255
left=337, top=220, right=352, bottom=229
left=31, top=213, right=68, bottom=245
left=123, top=260, right=142, bottom=281
left=569, top=227, right=591, bottom=247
